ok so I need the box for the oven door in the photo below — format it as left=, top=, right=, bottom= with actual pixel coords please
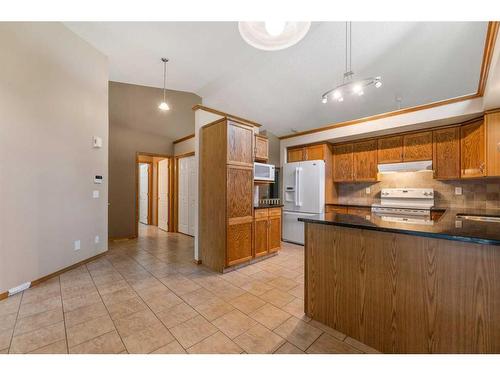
left=254, top=162, right=275, bottom=182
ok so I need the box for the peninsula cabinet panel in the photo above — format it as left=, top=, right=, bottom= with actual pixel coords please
left=433, top=127, right=460, bottom=180
left=227, top=221, right=253, bottom=266
left=353, top=140, right=378, bottom=181
left=254, top=217, right=269, bottom=257
left=254, top=135, right=269, bottom=162
left=333, top=144, right=354, bottom=182
left=227, top=121, right=254, bottom=166
left=268, top=215, right=282, bottom=253
left=403, top=131, right=433, bottom=161
left=227, top=166, right=253, bottom=219
left=287, top=147, right=305, bottom=162
left=377, top=135, right=403, bottom=164
left=304, top=223, right=500, bottom=353
left=461, top=120, right=485, bottom=178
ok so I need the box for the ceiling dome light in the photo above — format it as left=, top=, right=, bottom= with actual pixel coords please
left=238, top=22, right=311, bottom=51
left=265, top=21, right=287, bottom=37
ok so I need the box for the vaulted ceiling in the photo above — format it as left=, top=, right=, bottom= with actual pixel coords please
left=65, top=22, right=488, bottom=137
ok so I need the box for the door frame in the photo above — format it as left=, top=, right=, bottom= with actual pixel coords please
left=135, top=152, right=173, bottom=238
left=174, top=151, right=195, bottom=234
left=138, top=161, right=153, bottom=225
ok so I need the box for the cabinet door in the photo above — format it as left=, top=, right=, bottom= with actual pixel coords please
left=433, top=127, right=460, bottom=180
left=254, top=217, right=269, bottom=257
left=288, top=147, right=305, bottom=162
left=227, top=166, right=253, bottom=219
left=333, top=144, right=354, bottom=182
left=255, top=135, right=269, bottom=162
left=485, top=112, right=500, bottom=177
left=403, top=131, right=433, bottom=161
left=378, top=136, right=403, bottom=164
left=353, top=140, right=378, bottom=181
left=227, top=121, right=254, bottom=167
left=227, top=221, right=253, bottom=266
left=268, top=216, right=281, bottom=253
left=461, top=120, right=485, bottom=178
left=305, top=144, right=325, bottom=161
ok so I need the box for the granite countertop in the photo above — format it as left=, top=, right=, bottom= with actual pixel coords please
left=298, top=207, right=500, bottom=246
left=254, top=204, right=284, bottom=209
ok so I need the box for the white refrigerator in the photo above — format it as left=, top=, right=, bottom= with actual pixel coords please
left=282, top=160, right=325, bottom=245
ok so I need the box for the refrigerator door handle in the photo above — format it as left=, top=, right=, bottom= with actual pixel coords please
left=297, top=167, right=302, bottom=207
left=294, top=167, right=299, bottom=206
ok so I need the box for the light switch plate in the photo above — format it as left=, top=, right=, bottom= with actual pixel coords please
left=455, top=220, right=463, bottom=229
left=74, top=240, right=81, bottom=251
left=94, top=236, right=99, bottom=244
left=93, top=190, right=99, bottom=198
left=93, top=136, right=103, bottom=148
left=455, top=187, right=463, bottom=195
left=365, top=187, right=371, bottom=194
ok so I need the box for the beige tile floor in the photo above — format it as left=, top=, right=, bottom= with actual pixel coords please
left=0, top=224, right=379, bottom=354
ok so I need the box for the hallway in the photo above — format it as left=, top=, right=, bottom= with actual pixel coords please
left=0, top=226, right=376, bottom=354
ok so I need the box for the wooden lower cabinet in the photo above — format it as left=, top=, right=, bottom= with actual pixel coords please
left=227, top=220, right=253, bottom=266
left=254, top=208, right=282, bottom=257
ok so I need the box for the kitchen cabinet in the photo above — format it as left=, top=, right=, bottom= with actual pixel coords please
left=485, top=111, right=500, bottom=177
left=325, top=205, right=348, bottom=214
left=333, top=143, right=354, bottom=182
left=253, top=207, right=281, bottom=257
left=347, top=207, right=371, bottom=217
left=378, top=136, right=403, bottom=164
left=287, top=143, right=330, bottom=162
left=305, top=144, right=325, bottom=161
left=403, top=131, right=433, bottom=161
left=353, top=140, right=378, bottom=181
left=254, top=134, right=269, bottom=162
left=200, top=118, right=255, bottom=272
left=461, top=120, right=485, bottom=178
left=433, top=127, right=460, bottom=180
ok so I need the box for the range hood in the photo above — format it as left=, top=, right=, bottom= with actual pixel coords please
left=378, top=160, right=433, bottom=173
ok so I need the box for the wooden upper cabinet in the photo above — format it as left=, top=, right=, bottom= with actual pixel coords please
left=433, top=127, right=460, bottom=180
left=305, top=144, right=325, bottom=161
left=485, top=112, right=500, bottom=177
left=353, top=140, right=378, bottom=181
left=254, top=135, right=269, bottom=162
left=227, top=121, right=254, bottom=166
left=461, top=120, right=486, bottom=178
left=287, top=147, right=305, bottom=162
left=333, top=144, right=354, bottom=182
left=403, top=131, right=433, bottom=161
left=378, top=136, right=403, bottom=164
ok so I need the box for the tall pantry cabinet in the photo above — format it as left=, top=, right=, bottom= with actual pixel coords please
left=199, top=118, right=256, bottom=272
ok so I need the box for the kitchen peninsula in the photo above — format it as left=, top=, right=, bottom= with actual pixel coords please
left=300, top=208, right=500, bottom=353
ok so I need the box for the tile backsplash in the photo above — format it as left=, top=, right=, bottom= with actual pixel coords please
left=336, top=171, right=500, bottom=209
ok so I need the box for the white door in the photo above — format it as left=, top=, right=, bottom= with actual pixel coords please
left=178, top=155, right=196, bottom=236
left=158, top=159, right=169, bottom=231
left=139, top=163, right=149, bottom=224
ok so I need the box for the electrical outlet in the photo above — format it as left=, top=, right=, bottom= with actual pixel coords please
left=93, top=190, right=99, bottom=198
left=94, top=236, right=99, bottom=244
left=365, top=187, right=371, bottom=194
left=74, top=240, right=81, bottom=251
left=455, top=187, right=463, bottom=195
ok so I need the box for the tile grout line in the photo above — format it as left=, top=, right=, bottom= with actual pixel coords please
left=7, top=288, right=25, bottom=353
left=85, top=264, right=129, bottom=354
left=58, top=275, right=70, bottom=354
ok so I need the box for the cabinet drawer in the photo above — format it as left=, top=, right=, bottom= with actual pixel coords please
left=325, top=205, right=348, bottom=214
left=268, top=207, right=282, bottom=217
left=254, top=208, right=269, bottom=219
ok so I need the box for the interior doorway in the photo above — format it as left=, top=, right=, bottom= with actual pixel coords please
left=135, top=152, right=173, bottom=237
left=175, top=152, right=196, bottom=236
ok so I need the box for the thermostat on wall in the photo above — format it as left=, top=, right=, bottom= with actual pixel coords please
left=94, top=175, right=103, bottom=184
left=93, top=136, right=103, bottom=148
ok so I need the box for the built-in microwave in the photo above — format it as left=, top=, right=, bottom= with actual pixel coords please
left=254, top=162, right=275, bottom=182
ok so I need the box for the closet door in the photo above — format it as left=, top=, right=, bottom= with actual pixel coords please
left=178, top=157, right=189, bottom=235
left=187, top=156, right=196, bottom=236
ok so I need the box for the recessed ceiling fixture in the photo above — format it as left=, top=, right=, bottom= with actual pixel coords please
left=322, top=22, right=382, bottom=104
left=158, top=58, right=170, bottom=111
left=238, top=22, right=311, bottom=51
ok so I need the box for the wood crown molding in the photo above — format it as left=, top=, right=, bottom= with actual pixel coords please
left=175, top=151, right=195, bottom=159
left=173, top=133, right=195, bottom=144
left=279, top=21, right=499, bottom=141
left=192, top=104, right=262, bottom=127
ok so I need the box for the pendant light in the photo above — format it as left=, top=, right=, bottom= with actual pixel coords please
left=321, top=22, right=382, bottom=104
left=238, top=22, right=311, bottom=51
left=158, top=58, right=170, bottom=111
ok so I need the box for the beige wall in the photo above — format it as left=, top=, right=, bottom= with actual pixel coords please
left=109, top=82, right=200, bottom=239
left=174, top=137, right=195, bottom=155
left=0, top=23, right=108, bottom=292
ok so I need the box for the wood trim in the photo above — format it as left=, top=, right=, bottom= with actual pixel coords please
left=478, top=21, right=499, bottom=95
left=193, top=104, right=262, bottom=127
left=485, top=107, right=500, bottom=115
left=280, top=21, right=499, bottom=141
left=31, top=252, right=107, bottom=288
left=109, top=236, right=137, bottom=241
left=193, top=259, right=202, bottom=265
left=0, top=291, right=8, bottom=301
left=175, top=151, right=195, bottom=159
left=173, top=133, right=195, bottom=144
